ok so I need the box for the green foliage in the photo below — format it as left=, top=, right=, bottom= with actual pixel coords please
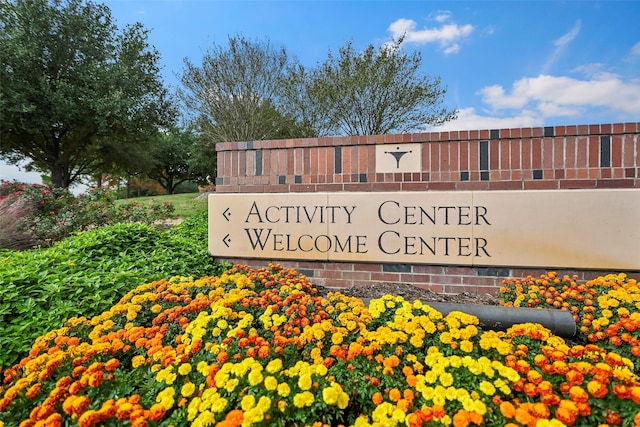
left=116, top=192, right=207, bottom=218
left=0, top=215, right=228, bottom=369
left=283, top=37, right=458, bottom=136
left=179, top=35, right=315, bottom=142
left=0, top=0, right=174, bottom=188
left=145, top=127, right=214, bottom=193
left=0, top=181, right=175, bottom=248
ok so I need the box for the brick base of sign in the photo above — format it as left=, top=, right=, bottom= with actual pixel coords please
left=214, top=122, right=640, bottom=295
left=214, top=257, right=638, bottom=295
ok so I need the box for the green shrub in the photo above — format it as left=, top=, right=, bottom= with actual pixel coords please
left=0, top=217, right=228, bottom=369
left=0, top=180, right=175, bottom=249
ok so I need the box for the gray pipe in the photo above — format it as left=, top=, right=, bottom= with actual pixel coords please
left=363, top=299, right=576, bottom=338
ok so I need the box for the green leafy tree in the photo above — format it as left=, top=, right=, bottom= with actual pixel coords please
left=0, top=0, right=174, bottom=188
left=178, top=35, right=312, bottom=142
left=282, top=37, right=458, bottom=136
left=145, top=127, right=213, bottom=194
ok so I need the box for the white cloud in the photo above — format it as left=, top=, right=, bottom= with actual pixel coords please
left=431, top=11, right=452, bottom=23
left=554, top=19, right=581, bottom=48
left=432, top=107, right=542, bottom=132
left=627, top=41, right=640, bottom=61
left=443, top=43, right=460, bottom=55
left=541, top=20, right=581, bottom=73
left=387, top=14, right=474, bottom=55
left=478, top=73, right=640, bottom=118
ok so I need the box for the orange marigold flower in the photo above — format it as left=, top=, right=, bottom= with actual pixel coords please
left=500, top=401, right=516, bottom=419
left=388, top=388, right=401, bottom=402
left=612, top=384, right=628, bottom=399
left=587, top=380, right=608, bottom=399
left=555, top=400, right=578, bottom=426
left=605, top=409, right=621, bottom=425
left=569, top=386, right=589, bottom=403
left=432, top=405, right=446, bottom=419
left=147, top=403, right=166, bottom=421
left=88, top=371, right=104, bottom=388
left=104, top=359, right=119, bottom=372
left=372, top=392, right=383, bottom=405
left=25, top=384, right=41, bottom=399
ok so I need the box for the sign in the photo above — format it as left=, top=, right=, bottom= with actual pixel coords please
left=375, top=143, right=422, bottom=173
left=208, top=189, right=640, bottom=270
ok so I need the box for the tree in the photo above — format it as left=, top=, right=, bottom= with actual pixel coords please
left=145, top=127, right=213, bottom=195
left=0, top=0, right=174, bottom=188
left=282, top=37, right=458, bottom=136
left=178, top=35, right=312, bottom=142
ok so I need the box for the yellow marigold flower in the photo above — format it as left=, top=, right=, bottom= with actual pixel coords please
left=298, top=374, right=312, bottom=390
left=331, top=332, right=344, bottom=345
left=312, top=364, right=328, bottom=376
left=225, top=378, right=239, bottom=393
left=445, top=387, right=457, bottom=401
left=460, top=340, right=474, bottom=353
left=322, top=386, right=339, bottom=405
left=471, top=399, right=487, bottom=415
left=266, top=359, right=283, bottom=374
left=197, top=361, right=210, bottom=376
left=165, top=372, right=177, bottom=385
left=131, top=355, right=146, bottom=369
left=410, top=335, right=424, bottom=348
left=264, top=376, right=278, bottom=391
left=277, top=383, right=291, bottom=397
left=439, top=332, right=452, bottom=345
left=293, top=391, right=314, bottom=408
left=248, top=369, right=263, bottom=387
left=151, top=304, right=163, bottom=314
left=241, top=394, right=255, bottom=411
left=210, top=395, right=228, bottom=413
left=256, top=396, right=271, bottom=412
left=479, top=381, right=496, bottom=396
left=156, top=387, right=176, bottom=410
left=187, top=397, right=201, bottom=421
left=277, top=400, right=287, bottom=412
left=181, top=382, right=196, bottom=397
left=439, top=372, right=454, bottom=387
left=178, top=363, right=192, bottom=376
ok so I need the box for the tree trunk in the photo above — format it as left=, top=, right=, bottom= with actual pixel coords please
left=51, top=165, right=65, bottom=188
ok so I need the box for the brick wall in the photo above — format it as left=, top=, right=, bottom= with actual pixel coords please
left=214, top=122, right=640, bottom=294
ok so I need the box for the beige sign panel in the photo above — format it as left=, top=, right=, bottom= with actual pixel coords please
left=209, top=189, right=640, bottom=270
left=375, top=143, right=422, bottom=173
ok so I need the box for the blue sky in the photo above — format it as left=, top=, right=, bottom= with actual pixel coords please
left=3, top=0, right=640, bottom=184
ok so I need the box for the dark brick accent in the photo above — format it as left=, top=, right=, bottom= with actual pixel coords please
left=215, top=177, right=224, bottom=185
left=278, top=175, right=286, bottom=185
left=600, top=136, right=611, bottom=167
left=359, top=173, right=367, bottom=183
left=480, top=171, right=490, bottom=181
left=544, top=126, right=554, bottom=137
left=460, top=171, right=469, bottom=181
left=294, top=175, right=302, bottom=184
left=246, top=141, right=254, bottom=150
left=477, top=267, right=511, bottom=277
left=382, top=264, right=412, bottom=273
left=255, top=150, right=263, bottom=176
left=480, top=141, right=489, bottom=171
left=533, top=169, right=543, bottom=180
left=334, top=147, right=342, bottom=174
left=490, top=129, right=500, bottom=139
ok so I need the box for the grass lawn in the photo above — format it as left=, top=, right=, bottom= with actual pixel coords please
left=117, top=192, right=208, bottom=217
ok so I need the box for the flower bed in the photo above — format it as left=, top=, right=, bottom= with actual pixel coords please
left=0, top=265, right=639, bottom=427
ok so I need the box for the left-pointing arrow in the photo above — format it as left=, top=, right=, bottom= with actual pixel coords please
left=222, top=234, right=231, bottom=247
left=222, top=208, right=231, bottom=221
